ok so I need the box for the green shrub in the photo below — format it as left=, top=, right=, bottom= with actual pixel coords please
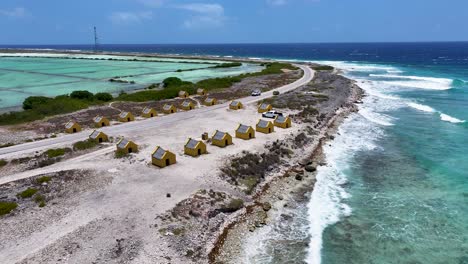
left=34, top=194, right=46, bottom=207
left=222, top=198, right=244, bottom=213
left=36, top=176, right=52, bottom=184
left=273, top=91, right=280, bottom=96
left=17, top=188, right=38, bottom=198
left=163, top=77, right=184, bottom=88
left=0, top=143, right=15, bottom=148
left=23, top=96, right=52, bottom=110
left=0, top=201, right=18, bottom=216
left=312, top=65, right=334, bottom=71
left=115, top=149, right=128, bottom=159
left=70, top=90, right=94, bottom=100
left=45, top=148, right=67, bottom=158
left=73, top=139, right=98, bottom=151
left=0, top=159, right=7, bottom=167
left=94, top=92, right=113, bottom=102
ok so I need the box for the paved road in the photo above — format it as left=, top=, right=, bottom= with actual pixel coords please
left=0, top=65, right=314, bottom=159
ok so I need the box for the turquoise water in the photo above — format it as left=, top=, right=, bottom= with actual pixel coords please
left=308, top=61, right=468, bottom=264
left=0, top=54, right=263, bottom=109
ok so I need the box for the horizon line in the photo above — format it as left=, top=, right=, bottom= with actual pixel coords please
left=1, top=41, right=468, bottom=46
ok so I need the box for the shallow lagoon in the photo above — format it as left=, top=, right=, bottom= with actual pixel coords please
left=0, top=54, right=263, bottom=109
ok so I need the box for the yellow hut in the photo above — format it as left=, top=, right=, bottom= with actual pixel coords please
left=229, top=101, right=243, bottom=110
left=180, top=100, right=195, bottom=111
left=163, top=104, right=177, bottom=114
left=116, top=138, right=138, bottom=154
left=274, top=115, right=292, bottom=128
left=179, top=90, right=189, bottom=98
left=184, top=138, right=207, bottom=157
left=211, top=130, right=233, bottom=148
left=235, top=124, right=255, bottom=140
left=256, top=119, right=275, bottom=134
left=203, top=98, right=217, bottom=106
left=89, top=130, right=108, bottom=143
left=118, top=111, right=135, bottom=122
left=258, top=103, right=273, bottom=113
left=151, top=146, right=177, bottom=168
left=65, top=121, right=81, bottom=133
left=142, top=107, right=157, bottom=118
left=93, top=116, right=110, bottom=128
left=197, top=88, right=207, bottom=96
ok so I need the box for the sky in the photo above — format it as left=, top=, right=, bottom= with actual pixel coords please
left=0, top=0, right=467, bottom=44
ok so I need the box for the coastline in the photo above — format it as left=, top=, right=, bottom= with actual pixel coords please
left=211, top=75, right=364, bottom=263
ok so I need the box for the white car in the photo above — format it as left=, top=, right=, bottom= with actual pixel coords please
left=262, top=111, right=283, bottom=119
left=251, top=90, right=261, bottom=96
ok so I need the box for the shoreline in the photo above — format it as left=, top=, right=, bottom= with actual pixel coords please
left=210, top=76, right=364, bottom=263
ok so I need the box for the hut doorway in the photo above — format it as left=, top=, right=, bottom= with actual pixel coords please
left=166, top=159, right=170, bottom=166
left=128, top=148, right=133, bottom=153
left=198, top=149, right=201, bottom=155
left=99, top=138, right=103, bottom=143
left=225, top=140, right=228, bottom=146
left=150, top=113, right=154, bottom=117
left=127, top=118, right=131, bottom=122
left=268, top=128, right=271, bottom=133
left=73, top=128, right=77, bottom=133
left=102, top=122, right=106, bottom=127
left=249, top=133, right=252, bottom=139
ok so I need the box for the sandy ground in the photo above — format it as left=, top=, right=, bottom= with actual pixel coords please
left=0, top=100, right=305, bottom=263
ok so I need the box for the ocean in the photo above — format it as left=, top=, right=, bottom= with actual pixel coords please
left=2, top=43, right=467, bottom=263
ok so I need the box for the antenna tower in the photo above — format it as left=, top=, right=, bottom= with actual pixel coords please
left=94, top=26, right=99, bottom=52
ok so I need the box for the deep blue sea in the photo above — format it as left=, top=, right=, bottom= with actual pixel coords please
left=2, top=43, right=467, bottom=264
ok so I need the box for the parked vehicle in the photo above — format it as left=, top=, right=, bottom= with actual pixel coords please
left=262, top=111, right=283, bottom=118
left=251, top=89, right=261, bottom=96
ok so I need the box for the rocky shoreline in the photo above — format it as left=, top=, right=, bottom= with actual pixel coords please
left=211, top=73, right=363, bottom=263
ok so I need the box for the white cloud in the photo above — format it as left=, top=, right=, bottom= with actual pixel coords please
left=0, top=7, right=28, bottom=18
left=266, top=0, right=287, bottom=6
left=109, top=11, right=152, bottom=24
left=137, top=0, right=165, bottom=7
left=176, top=3, right=226, bottom=29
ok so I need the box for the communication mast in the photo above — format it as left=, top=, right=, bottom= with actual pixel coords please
left=93, top=26, right=99, bottom=52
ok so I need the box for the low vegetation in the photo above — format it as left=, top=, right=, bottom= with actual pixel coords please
left=0, top=201, right=18, bottom=216
left=36, top=176, right=52, bottom=184
left=0, top=62, right=297, bottom=125
left=221, top=198, right=244, bottom=213
left=115, top=149, right=129, bottom=159
left=312, top=65, right=334, bottom=71
left=45, top=148, right=69, bottom=158
left=0, top=92, right=114, bottom=125
left=73, top=139, right=98, bottom=151
left=17, top=188, right=38, bottom=199
left=0, top=159, right=7, bottom=167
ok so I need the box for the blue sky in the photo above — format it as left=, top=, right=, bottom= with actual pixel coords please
left=0, top=0, right=467, bottom=44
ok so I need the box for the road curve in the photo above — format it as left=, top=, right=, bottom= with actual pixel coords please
left=0, top=64, right=314, bottom=159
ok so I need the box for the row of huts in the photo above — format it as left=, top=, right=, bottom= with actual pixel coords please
left=65, top=100, right=273, bottom=134
left=88, top=114, right=292, bottom=168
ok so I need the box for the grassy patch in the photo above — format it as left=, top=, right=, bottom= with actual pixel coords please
left=312, top=65, right=334, bottom=71
left=34, top=194, right=46, bottom=207
left=0, top=201, right=18, bottom=216
left=36, top=176, right=52, bottom=184
left=212, top=62, right=242, bottom=68
left=73, top=139, right=98, bottom=151
left=45, top=148, right=68, bottom=158
left=221, top=198, right=244, bottom=213
left=17, top=188, right=38, bottom=198
left=240, top=176, right=258, bottom=195
left=0, top=159, right=7, bottom=167
left=115, top=149, right=129, bottom=159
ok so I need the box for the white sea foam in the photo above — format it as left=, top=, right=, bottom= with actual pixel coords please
left=369, top=74, right=453, bottom=90
left=306, top=114, right=382, bottom=264
left=407, top=102, right=465, bottom=124
left=407, top=102, right=436, bottom=113
left=359, top=108, right=395, bottom=126
left=440, top=113, right=466, bottom=123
